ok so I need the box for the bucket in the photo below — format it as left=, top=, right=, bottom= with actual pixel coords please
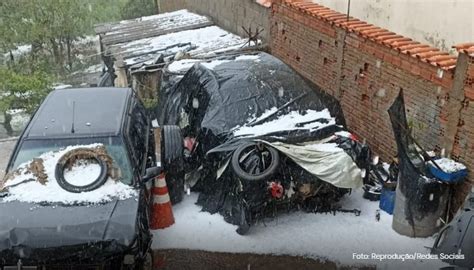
left=379, top=187, right=395, bottom=215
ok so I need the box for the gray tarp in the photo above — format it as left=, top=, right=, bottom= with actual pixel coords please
left=214, top=139, right=363, bottom=189
left=264, top=141, right=363, bottom=189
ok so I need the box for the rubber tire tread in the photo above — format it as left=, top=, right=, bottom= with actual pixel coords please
left=55, top=152, right=108, bottom=193
left=231, top=142, right=280, bottom=182
left=161, top=125, right=184, bottom=204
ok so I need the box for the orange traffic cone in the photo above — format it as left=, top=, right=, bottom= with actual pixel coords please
left=150, top=173, right=175, bottom=229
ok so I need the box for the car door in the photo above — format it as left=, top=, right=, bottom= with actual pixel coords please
left=132, top=100, right=156, bottom=198
left=126, top=98, right=154, bottom=243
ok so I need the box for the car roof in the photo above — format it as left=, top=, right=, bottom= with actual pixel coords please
left=24, top=87, right=132, bottom=139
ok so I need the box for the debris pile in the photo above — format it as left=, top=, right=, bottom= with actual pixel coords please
left=159, top=52, right=370, bottom=234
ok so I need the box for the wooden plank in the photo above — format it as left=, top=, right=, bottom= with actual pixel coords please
left=102, top=21, right=214, bottom=46
left=99, top=16, right=210, bottom=35
left=154, top=127, right=162, bottom=164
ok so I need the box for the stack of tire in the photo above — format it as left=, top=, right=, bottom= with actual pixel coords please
left=161, top=125, right=185, bottom=204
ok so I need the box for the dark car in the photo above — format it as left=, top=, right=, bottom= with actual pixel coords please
left=159, top=52, right=370, bottom=234
left=0, top=88, right=169, bottom=269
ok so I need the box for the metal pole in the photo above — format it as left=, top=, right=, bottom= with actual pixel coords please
left=347, top=0, right=351, bottom=21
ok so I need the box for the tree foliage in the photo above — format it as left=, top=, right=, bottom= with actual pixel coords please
left=0, top=0, right=153, bottom=135
left=0, top=0, right=130, bottom=70
left=0, top=68, right=50, bottom=113
left=120, top=0, right=157, bottom=20
left=0, top=67, right=51, bottom=135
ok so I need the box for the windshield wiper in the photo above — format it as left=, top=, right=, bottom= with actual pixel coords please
left=1, top=178, right=36, bottom=196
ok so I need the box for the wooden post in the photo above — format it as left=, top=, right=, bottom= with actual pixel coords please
left=114, top=56, right=128, bottom=87
left=154, top=127, right=162, bottom=164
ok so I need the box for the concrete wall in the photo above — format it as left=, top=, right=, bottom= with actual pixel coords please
left=158, top=0, right=270, bottom=42
left=312, top=0, right=474, bottom=53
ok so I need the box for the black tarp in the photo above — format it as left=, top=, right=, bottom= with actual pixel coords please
left=388, top=90, right=448, bottom=233
left=158, top=52, right=372, bottom=233
left=158, top=52, right=346, bottom=153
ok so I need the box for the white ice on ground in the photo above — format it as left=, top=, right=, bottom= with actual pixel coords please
left=234, top=55, right=261, bottom=61
left=63, top=161, right=101, bottom=187
left=249, top=107, right=279, bottom=124
left=430, top=158, right=467, bottom=173
left=115, top=9, right=208, bottom=26
left=335, top=130, right=352, bottom=138
left=5, top=109, right=30, bottom=132
left=74, top=35, right=99, bottom=45
left=105, top=10, right=211, bottom=42
left=2, top=144, right=137, bottom=204
left=71, top=64, right=103, bottom=75
left=151, top=119, right=160, bottom=128
left=233, top=109, right=335, bottom=137
left=167, top=54, right=261, bottom=72
left=152, top=190, right=447, bottom=270
left=2, top=36, right=97, bottom=58
left=382, top=162, right=391, bottom=173
left=82, top=63, right=103, bottom=74
left=2, top=45, right=32, bottom=58
left=53, top=84, right=73, bottom=90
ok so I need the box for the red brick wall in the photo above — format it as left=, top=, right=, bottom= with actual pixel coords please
left=270, top=1, right=473, bottom=196
left=453, top=54, right=474, bottom=165
left=451, top=53, right=474, bottom=203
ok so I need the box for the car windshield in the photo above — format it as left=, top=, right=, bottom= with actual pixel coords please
left=11, top=136, right=133, bottom=185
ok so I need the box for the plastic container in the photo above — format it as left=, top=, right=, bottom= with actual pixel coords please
left=428, top=163, right=467, bottom=183
left=379, top=188, right=395, bottom=215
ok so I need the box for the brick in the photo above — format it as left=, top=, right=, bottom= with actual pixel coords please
left=410, top=65, right=421, bottom=76
left=466, top=86, right=474, bottom=100
left=420, top=68, right=433, bottom=81
left=345, top=37, right=361, bottom=48
left=269, top=1, right=474, bottom=193
left=468, top=66, right=474, bottom=78
left=401, top=60, right=412, bottom=71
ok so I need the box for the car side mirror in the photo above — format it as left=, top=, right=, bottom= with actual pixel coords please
left=142, top=166, right=162, bottom=183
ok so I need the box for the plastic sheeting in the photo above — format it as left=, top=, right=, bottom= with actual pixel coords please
left=158, top=52, right=345, bottom=149
left=263, top=141, right=363, bottom=189
left=388, top=90, right=448, bottom=237
left=159, top=52, right=368, bottom=231
left=210, top=139, right=364, bottom=189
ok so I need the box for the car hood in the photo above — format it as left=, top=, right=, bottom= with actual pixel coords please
left=0, top=196, right=139, bottom=256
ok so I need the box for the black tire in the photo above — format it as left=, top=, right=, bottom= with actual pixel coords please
left=231, top=142, right=280, bottom=182
left=55, top=149, right=109, bottom=193
left=161, top=125, right=184, bottom=204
